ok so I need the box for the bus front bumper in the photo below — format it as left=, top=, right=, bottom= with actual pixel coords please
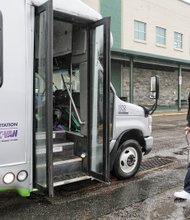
left=144, top=136, right=153, bottom=155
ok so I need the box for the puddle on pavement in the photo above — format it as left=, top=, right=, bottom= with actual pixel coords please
left=100, top=188, right=190, bottom=220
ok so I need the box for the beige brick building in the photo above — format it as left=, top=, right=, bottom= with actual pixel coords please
left=82, top=0, right=190, bottom=109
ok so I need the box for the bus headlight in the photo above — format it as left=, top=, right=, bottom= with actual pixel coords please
left=17, top=170, right=28, bottom=182
left=3, top=172, right=15, bottom=184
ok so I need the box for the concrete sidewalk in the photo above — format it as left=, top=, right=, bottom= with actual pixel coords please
left=153, top=109, right=187, bottom=117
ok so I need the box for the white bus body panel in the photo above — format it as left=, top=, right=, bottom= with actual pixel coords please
left=110, top=96, right=153, bottom=153
left=0, top=0, right=33, bottom=192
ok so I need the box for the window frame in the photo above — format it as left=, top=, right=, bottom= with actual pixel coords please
left=156, top=26, right=166, bottom=46
left=134, top=20, right=146, bottom=42
left=0, top=11, right=3, bottom=88
left=174, top=31, right=183, bottom=50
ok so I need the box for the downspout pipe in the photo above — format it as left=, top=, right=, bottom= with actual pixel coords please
left=130, top=57, right=134, bottom=103
left=178, top=64, right=182, bottom=111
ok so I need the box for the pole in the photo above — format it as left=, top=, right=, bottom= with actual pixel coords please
left=178, top=64, right=182, bottom=111
left=130, top=57, right=134, bottom=103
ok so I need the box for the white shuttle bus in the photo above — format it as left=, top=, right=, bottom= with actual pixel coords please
left=0, top=0, right=159, bottom=197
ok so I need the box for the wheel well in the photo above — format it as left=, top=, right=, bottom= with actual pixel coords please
left=118, top=129, right=145, bottom=150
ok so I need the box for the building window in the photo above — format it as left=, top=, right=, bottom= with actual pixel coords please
left=156, top=26, right=166, bottom=45
left=134, top=20, right=146, bottom=41
left=174, top=32, right=183, bottom=49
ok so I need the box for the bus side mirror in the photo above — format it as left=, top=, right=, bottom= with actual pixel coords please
left=150, top=75, right=159, bottom=100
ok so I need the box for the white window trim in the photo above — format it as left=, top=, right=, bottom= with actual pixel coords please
left=174, top=31, right=183, bottom=49
left=156, top=26, right=166, bottom=46
left=134, top=20, right=146, bottom=42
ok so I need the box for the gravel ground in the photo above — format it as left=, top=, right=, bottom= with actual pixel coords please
left=1, top=113, right=190, bottom=220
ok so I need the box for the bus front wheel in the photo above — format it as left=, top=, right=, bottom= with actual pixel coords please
left=113, top=139, right=142, bottom=179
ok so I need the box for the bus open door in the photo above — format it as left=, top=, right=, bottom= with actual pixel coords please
left=33, top=0, right=111, bottom=197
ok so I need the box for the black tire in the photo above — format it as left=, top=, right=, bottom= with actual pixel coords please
left=113, top=139, right=142, bottom=179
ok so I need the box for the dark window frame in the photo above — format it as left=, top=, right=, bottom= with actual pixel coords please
left=0, top=11, right=3, bottom=87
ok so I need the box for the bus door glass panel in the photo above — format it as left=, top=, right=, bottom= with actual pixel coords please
left=34, top=0, right=53, bottom=190
left=89, top=18, right=110, bottom=182
left=109, top=86, right=114, bottom=140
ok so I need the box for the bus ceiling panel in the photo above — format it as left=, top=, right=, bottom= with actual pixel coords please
left=30, top=0, right=102, bottom=22
left=53, top=20, right=72, bottom=57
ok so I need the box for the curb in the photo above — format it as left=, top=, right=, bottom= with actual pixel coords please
left=153, top=111, right=187, bottom=117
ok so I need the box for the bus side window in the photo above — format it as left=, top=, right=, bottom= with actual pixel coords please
left=0, top=11, right=3, bottom=88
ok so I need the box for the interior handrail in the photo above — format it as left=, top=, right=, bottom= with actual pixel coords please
left=61, top=74, right=85, bottom=125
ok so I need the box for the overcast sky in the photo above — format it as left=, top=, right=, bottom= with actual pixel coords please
left=183, top=0, right=190, bottom=3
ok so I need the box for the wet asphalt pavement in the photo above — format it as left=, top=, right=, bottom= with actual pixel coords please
left=1, top=111, right=190, bottom=220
